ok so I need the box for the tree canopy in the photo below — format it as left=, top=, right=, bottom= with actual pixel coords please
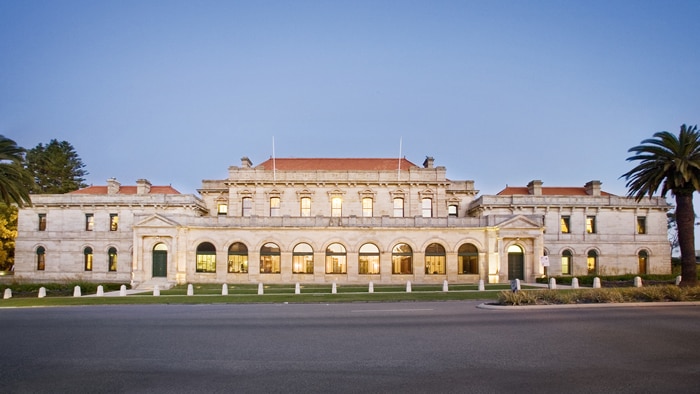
left=0, top=135, right=33, bottom=207
left=26, top=139, right=88, bottom=194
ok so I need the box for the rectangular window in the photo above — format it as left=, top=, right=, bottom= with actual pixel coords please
left=38, top=214, right=46, bottom=231
left=217, top=203, right=228, bottom=215
left=270, top=197, right=280, bottom=217
left=448, top=205, right=458, bottom=217
left=560, top=216, right=570, bottom=233
left=362, top=197, right=373, bottom=217
left=242, top=197, right=252, bottom=217
left=300, top=197, right=311, bottom=217
left=85, top=214, right=94, bottom=231
left=422, top=198, right=432, bottom=218
left=586, top=216, right=596, bottom=234
left=637, top=217, right=646, bottom=234
left=109, top=214, right=119, bottom=231
left=393, top=198, right=404, bottom=217
left=331, top=196, right=342, bottom=217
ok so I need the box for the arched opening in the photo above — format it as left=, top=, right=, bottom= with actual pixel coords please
left=638, top=250, right=648, bottom=274
left=507, top=245, right=524, bottom=280
left=293, top=243, right=314, bottom=274
left=359, top=243, right=380, bottom=274
left=260, top=243, right=280, bottom=273
left=228, top=242, right=248, bottom=273
left=196, top=242, right=216, bottom=273
left=325, top=243, right=346, bottom=274
left=458, top=243, right=479, bottom=274
left=152, top=243, right=168, bottom=278
left=392, top=243, right=413, bottom=274
left=425, top=243, right=446, bottom=275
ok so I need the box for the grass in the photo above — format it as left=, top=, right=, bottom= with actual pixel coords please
left=498, top=286, right=700, bottom=305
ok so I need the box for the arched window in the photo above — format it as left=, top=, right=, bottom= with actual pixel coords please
left=325, top=243, right=347, bottom=274
left=36, top=246, right=45, bottom=271
left=425, top=243, right=446, bottom=275
left=293, top=243, right=314, bottom=274
left=108, top=247, right=117, bottom=272
left=260, top=243, right=281, bottom=273
left=84, top=247, right=93, bottom=271
left=228, top=242, right=248, bottom=273
left=562, top=249, right=573, bottom=275
left=359, top=243, right=380, bottom=274
left=458, top=243, right=479, bottom=274
left=587, top=250, right=598, bottom=275
left=392, top=243, right=413, bottom=274
left=196, top=242, right=216, bottom=273
left=638, top=250, right=648, bottom=274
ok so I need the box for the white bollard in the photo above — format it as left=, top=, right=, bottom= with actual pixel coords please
left=634, top=276, right=643, bottom=288
left=222, top=284, right=228, bottom=295
left=73, top=286, right=81, bottom=297
left=516, top=279, right=521, bottom=291
left=406, top=281, right=412, bottom=293
left=571, top=277, right=579, bottom=289
left=38, top=287, right=46, bottom=298
left=187, top=284, right=194, bottom=296
left=593, top=277, right=601, bottom=289
left=119, top=284, right=127, bottom=297
left=442, top=280, right=449, bottom=292
left=257, top=283, right=263, bottom=295
left=3, top=288, right=11, bottom=299
left=332, top=281, right=337, bottom=294
left=478, top=279, right=485, bottom=291
left=549, top=277, right=557, bottom=289
left=675, top=276, right=682, bottom=286
left=295, top=283, right=300, bottom=294
left=153, top=285, right=160, bottom=296
left=368, top=281, right=374, bottom=293
left=96, top=285, right=104, bottom=296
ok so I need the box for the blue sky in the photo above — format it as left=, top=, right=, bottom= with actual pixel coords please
left=1, top=0, right=698, bottom=199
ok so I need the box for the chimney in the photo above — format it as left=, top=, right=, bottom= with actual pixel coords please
left=527, top=180, right=543, bottom=195
left=136, top=179, right=151, bottom=195
left=106, top=178, right=120, bottom=195
left=241, top=157, right=253, bottom=168
left=423, top=156, right=434, bottom=169
left=585, top=180, right=602, bottom=196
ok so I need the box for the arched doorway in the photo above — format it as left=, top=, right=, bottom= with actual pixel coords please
left=152, top=243, right=168, bottom=278
left=507, top=245, right=524, bottom=280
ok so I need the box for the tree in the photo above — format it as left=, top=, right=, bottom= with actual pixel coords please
left=622, top=124, right=700, bottom=287
left=26, top=139, right=88, bottom=194
left=0, top=135, right=33, bottom=207
left=0, top=203, right=18, bottom=271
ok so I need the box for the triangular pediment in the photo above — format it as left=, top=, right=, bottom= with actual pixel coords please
left=134, top=214, right=180, bottom=228
left=496, top=215, right=542, bottom=229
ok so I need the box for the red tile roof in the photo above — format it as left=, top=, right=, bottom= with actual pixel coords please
left=70, top=185, right=181, bottom=195
left=497, top=186, right=614, bottom=196
left=256, top=158, right=419, bottom=171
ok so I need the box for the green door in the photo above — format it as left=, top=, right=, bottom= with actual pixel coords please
left=153, top=250, right=167, bottom=277
left=508, top=252, right=524, bottom=280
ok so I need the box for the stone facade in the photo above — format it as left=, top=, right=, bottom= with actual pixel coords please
left=14, top=158, right=671, bottom=288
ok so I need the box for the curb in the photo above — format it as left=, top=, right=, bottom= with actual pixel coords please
left=477, top=301, right=700, bottom=310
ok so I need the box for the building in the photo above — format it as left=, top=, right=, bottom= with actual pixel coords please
left=14, top=157, right=671, bottom=289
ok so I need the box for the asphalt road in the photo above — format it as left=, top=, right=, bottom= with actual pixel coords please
left=1, top=301, right=699, bottom=393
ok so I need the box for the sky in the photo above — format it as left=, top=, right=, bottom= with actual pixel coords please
left=1, top=0, right=699, bottom=200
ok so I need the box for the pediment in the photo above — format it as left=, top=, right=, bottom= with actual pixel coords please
left=496, top=215, right=542, bottom=229
left=134, top=214, right=180, bottom=228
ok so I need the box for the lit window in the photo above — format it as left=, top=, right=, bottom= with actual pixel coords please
left=260, top=243, right=281, bottom=273
left=84, top=247, right=93, bottom=271
left=331, top=196, right=342, bottom=217
left=448, top=205, right=458, bottom=217
left=458, top=243, right=478, bottom=274
left=109, top=214, right=118, bottom=231
left=108, top=247, right=117, bottom=272
left=362, top=197, right=373, bottom=217
left=422, top=198, right=432, bottom=218
left=300, top=197, right=311, bottom=217
left=561, top=250, right=572, bottom=275
left=425, top=243, right=446, bottom=275
left=38, top=214, right=46, bottom=231
left=587, top=250, right=597, bottom=275
left=242, top=197, right=253, bottom=217
left=270, top=197, right=280, bottom=217
left=392, top=243, right=413, bottom=274
left=196, top=242, right=216, bottom=273
left=586, top=216, right=596, bottom=234
left=637, top=217, right=646, bottom=234
left=293, top=243, right=314, bottom=274
left=638, top=250, right=648, bottom=274
left=560, top=216, right=570, bottom=233
left=85, top=214, right=94, bottom=231
left=36, top=246, right=45, bottom=270
left=325, top=243, right=347, bottom=274
left=217, top=203, right=228, bottom=215
left=228, top=242, right=248, bottom=273
left=393, top=198, right=404, bottom=217
left=358, top=243, right=380, bottom=274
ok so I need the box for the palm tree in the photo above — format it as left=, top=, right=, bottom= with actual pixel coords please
left=0, top=135, right=32, bottom=207
left=622, top=124, right=700, bottom=287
